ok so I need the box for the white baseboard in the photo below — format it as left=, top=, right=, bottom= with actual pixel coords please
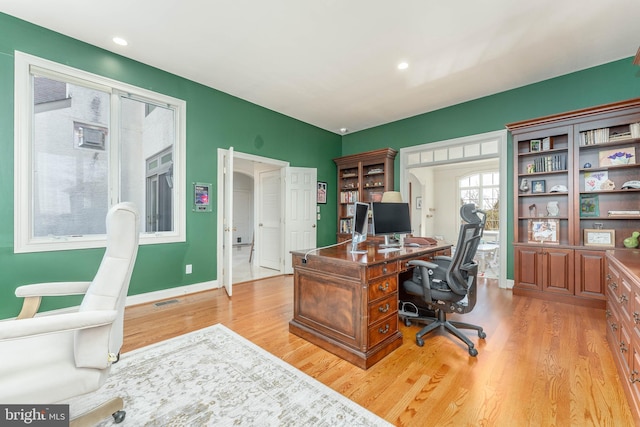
left=125, top=280, right=220, bottom=307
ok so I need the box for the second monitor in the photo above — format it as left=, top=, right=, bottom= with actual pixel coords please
left=371, top=202, right=412, bottom=247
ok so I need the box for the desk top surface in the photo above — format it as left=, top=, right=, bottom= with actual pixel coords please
left=292, top=240, right=452, bottom=265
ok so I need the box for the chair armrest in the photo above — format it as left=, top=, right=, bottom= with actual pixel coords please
left=0, top=310, right=117, bottom=341
left=15, top=281, right=92, bottom=298
left=407, top=260, right=438, bottom=269
left=433, top=255, right=452, bottom=262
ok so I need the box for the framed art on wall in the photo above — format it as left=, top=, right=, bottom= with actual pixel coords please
left=317, top=181, right=327, bottom=204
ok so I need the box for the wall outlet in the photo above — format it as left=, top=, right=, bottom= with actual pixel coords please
left=185, top=264, right=192, bottom=274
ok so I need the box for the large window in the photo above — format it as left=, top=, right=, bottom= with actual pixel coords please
left=15, top=52, right=186, bottom=252
left=459, top=172, right=499, bottom=230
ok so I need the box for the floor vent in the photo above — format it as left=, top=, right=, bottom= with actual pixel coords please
left=154, top=299, right=179, bottom=307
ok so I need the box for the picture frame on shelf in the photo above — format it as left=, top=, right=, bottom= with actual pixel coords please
left=346, top=204, right=356, bottom=217
left=541, top=137, right=553, bottom=151
left=579, top=194, right=600, bottom=217
left=598, top=147, right=636, bottom=167
left=584, top=228, right=615, bottom=247
left=370, top=192, right=383, bottom=202
left=528, top=218, right=560, bottom=244
left=317, top=181, right=327, bottom=204
left=531, top=179, right=545, bottom=194
left=584, top=171, right=608, bottom=191
left=530, top=139, right=541, bottom=152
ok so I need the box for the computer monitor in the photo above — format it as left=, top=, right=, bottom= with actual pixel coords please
left=371, top=202, right=412, bottom=247
left=350, top=202, right=369, bottom=254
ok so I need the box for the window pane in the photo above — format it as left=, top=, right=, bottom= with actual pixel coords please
left=33, top=76, right=110, bottom=237
left=120, top=96, right=175, bottom=232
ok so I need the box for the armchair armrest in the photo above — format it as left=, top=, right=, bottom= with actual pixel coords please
left=407, top=260, right=438, bottom=269
left=0, top=310, right=117, bottom=341
left=15, top=281, right=92, bottom=319
left=15, top=281, right=92, bottom=297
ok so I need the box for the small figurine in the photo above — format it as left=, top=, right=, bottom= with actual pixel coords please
left=624, top=231, right=640, bottom=248
left=583, top=162, right=592, bottom=168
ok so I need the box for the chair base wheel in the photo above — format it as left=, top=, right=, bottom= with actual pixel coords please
left=479, top=331, right=487, bottom=339
left=113, top=410, right=126, bottom=424
left=416, top=337, right=425, bottom=347
left=468, top=347, right=478, bottom=357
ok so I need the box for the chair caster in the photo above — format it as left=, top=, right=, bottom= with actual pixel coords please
left=113, top=410, right=126, bottom=424
left=404, top=318, right=412, bottom=327
left=416, top=337, right=425, bottom=347
left=478, top=331, right=487, bottom=339
left=468, top=347, right=478, bottom=357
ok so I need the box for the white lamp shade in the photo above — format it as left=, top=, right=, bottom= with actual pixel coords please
left=381, top=191, right=403, bottom=203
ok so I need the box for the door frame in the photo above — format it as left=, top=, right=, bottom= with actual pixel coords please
left=216, top=149, right=289, bottom=294
left=399, top=129, right=512, bottom=289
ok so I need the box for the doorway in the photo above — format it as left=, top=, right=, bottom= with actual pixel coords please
left=400, top=130, right=511, bottom=289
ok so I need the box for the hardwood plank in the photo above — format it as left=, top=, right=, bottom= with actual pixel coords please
left=121, top=276, right=634, bottom=426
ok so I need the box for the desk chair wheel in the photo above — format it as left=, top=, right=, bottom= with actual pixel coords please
left=404, top=318, right=412, bottom=327
left=478, top=331, right=487, bottom=339
left=468, top=347, right=478, bottom=357
left=416, top=337, right=425, bottom=347
left=113, top=410, right=126, bottom=424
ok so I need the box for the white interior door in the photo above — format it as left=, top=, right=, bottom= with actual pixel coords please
left=222, top=147, right=234, bottom=296
left=258, top=169, right=282, bottom=271
left=284, top=167, right=317, bottom=274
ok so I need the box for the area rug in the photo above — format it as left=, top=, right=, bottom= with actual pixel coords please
left=65, top=324, right=391, bottom=426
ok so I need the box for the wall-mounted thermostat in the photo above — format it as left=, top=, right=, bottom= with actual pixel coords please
left=193, top=182, right=212, bottom=212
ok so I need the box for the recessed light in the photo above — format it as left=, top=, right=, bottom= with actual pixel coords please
left=397, top=62, right=409, bottom=70
left=113, top=37, right=128, bottom=46
left=339, top=128, right=349, bottom=134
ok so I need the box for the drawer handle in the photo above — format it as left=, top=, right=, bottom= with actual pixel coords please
left=619, top=294, right=629, bottom=304
left=378, top=282, right=389, bottom=292
left=620, top=341, right=628, bottom=353
left=609, top=282, right=618, bottom=291
left=635, top=312, right=640, bottom=324
left=630, top=370, right=640, bottom=384
left=382, top=267, right=387, bottom=274
left=607, top=273, right=612, bottom=280
left=378, top=324, right=390, bottom=334
left=606, top=309, right=612, bottom=318
left=378, top=303, right=390, bottom=313
left=611, top=322, right=618, bottom=331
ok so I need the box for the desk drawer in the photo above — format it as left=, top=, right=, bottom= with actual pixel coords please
left=368, top=294, right=398, bottom=325
left=368, top=315, right=398, bottom=348
left=368, top=276, right=397, bottom=301
left=367, top=261, right=398, bottom=280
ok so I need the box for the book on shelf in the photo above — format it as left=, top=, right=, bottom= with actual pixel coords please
left=580, top=128, right=609, bottom=145
left=608, top=210, right=640, bottom=216
left=532, top=153, right=566, bottom=172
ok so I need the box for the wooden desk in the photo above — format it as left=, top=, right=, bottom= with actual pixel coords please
left=289, top=241, right=452, bottom=369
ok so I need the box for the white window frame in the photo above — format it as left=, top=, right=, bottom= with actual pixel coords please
left=14, top=51, right=186, bottom=253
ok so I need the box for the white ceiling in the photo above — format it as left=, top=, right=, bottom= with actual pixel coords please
left=2, top=0, right=640, bottom=134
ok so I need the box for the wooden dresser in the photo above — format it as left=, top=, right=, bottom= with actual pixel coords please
left=605, top=250, right=640, bottom=423
left=289, top=241, right=451, bottom=369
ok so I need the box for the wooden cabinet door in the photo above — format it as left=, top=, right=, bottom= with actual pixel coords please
left=514, top=246, right=542, bottom=291
left=575, top=249, right=606, bottom=299
left=542, top=248, right=574, bottom=295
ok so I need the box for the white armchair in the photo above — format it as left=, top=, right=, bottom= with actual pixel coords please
left=0, top=202, right=139, bottom=426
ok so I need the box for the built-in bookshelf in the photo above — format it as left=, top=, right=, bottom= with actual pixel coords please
left=507, top=98, right=640, bottom=308
left=333, top=148, right=397, bottom=242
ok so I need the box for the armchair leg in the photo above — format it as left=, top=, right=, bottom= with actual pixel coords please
left=70, top=397, right=125, bottom=427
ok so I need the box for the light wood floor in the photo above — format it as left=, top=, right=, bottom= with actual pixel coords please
left=122, top=276, right=634, bottom=426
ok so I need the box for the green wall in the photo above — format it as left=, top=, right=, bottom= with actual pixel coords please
left=0, top=13, right=341, bottom=319
left=2, top=11, right=640, bottom=319
left=342, top=58, right=640, bottom=279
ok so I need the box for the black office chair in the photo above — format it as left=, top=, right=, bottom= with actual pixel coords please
left=399, top=204, right=487, bottom=356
